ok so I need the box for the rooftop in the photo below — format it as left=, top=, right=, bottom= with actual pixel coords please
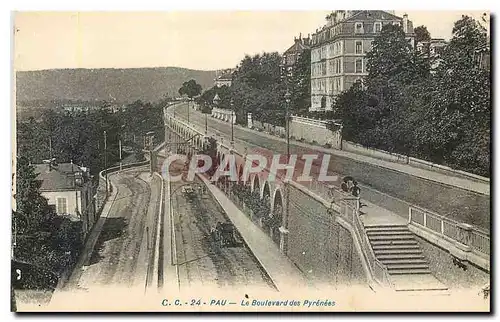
left=34, top=162, right=89, bottom=191
left=284, top=34, right=311, bottom=55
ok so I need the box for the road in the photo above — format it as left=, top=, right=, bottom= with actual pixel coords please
left=172, top=103, right=490, bottom=229
left=65, top=167, right=161, bottom=291
left=168, top=161, right=275, bottom=292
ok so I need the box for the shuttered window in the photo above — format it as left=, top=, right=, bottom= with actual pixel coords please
left=57, top=197, right=67, bottom=214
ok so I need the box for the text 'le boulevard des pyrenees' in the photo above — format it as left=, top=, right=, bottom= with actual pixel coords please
left=12, top=10, right=490, bottom=312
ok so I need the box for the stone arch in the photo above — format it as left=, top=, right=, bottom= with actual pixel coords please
left=216, top=152, right=222, bottom=168
left=271, top=187, right=284, bottom=214
left=237, top=164, right=244, bottom=184
left=262, top=181, right=271, bottom=201
left=251, top=175, right=260, bottom=194
left=270, top=188, right=284, bottom=246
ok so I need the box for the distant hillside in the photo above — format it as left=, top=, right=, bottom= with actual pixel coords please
left=16, top=67, right=217, bottom=104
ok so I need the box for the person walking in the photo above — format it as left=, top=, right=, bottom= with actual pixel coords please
left=351, top=181, right=361, bottom=197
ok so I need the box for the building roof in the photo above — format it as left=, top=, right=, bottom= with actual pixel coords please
left=344, top=10, right=402, bottom=22
left=216, top=73, right=233, bottom=81
left=34, top=162, right=84, bottom=192
left=284, top=36, right=310, bottom=55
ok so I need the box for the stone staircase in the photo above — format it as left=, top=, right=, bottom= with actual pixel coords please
left=366, top=224, right=449, bottom=294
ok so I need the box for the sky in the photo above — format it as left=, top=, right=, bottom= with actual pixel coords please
left=13, top=10, right=488, bottom=71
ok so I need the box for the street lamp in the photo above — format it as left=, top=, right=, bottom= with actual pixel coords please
left=212, top=93, right=221, bottom=135
left=230, top=98, right=235, bottom=145
left=284, top=90, right=291, bottom=160
left=104, top=130, right=108, bottom=197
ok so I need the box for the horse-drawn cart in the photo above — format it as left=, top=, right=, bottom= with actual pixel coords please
left=211, top=222, right=238, bottom=247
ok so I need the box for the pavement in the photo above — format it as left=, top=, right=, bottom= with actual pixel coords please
left=160, top=161, right=276, bottom=294
left=170, top=104, right=489, bottom=229
left=47, top=166, right=161, bottom=310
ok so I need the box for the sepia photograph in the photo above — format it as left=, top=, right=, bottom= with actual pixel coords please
left=10, top=8, right=491, bottom=313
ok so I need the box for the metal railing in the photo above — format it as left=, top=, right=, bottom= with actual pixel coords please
left=409, top=206, right=490, bottom=257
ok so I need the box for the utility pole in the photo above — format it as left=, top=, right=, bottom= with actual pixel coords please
left=119, top=139, right=122, bottom=171
left=104, top=130, right=108, bottom=197
left=187, top=98, right=190, bottom=124
left=283, top=89, right=291, bottom=255
left=49, top=137, right=52, bottom=159
left=230, top=98, right=235, bottom=146
left=205, top=111, right=208, bottom=135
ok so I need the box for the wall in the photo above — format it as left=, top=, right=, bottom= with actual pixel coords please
left=287, top=184, right=366, bottom=287
left=415, top=235, right=489, bottom=290
left=342, top=140, right=489, bottom=184
left=342, top=140, right=409, bottom=164
left=252, top=120, right=286, bottom=137
left=42, top=190, right=78, bottom=215
left=289, top=116, right=342, bottom=148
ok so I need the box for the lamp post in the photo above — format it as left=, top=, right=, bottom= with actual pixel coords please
left=212, top=93, right=221, bottom=135
left=281, top=89, right=291, bottom=255
left=284, top=90, right=291, bottom=161
left=230, top=98, right=235, bottom=146
left=104, top=130, right=108, bottom=197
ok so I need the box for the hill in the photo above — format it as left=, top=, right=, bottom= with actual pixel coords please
left=15, top=67, right=217, bottom=104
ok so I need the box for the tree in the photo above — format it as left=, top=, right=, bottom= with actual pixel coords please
left=13, top=155, right=85, bottom=289
left=288, top=49, right=311, bottom=114
left=14, top=155, right=54, bottom=235
left=412, top=15, right=490, bottom=175
left=230, top=52, right=286, bottom=126
left=178, top=79, right=202, bottom=99
left=197, top=85, right=231, bottom=113
left=414, top=25, right=431, bottom=44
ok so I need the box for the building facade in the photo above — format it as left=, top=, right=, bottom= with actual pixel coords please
left=416, top=38, right=447, bottom=72
left=309, top=10, right=415, bottom=112
left=474, top=37, right=490, bottom=70
left=282, top=34, right=310, bottom=78
left=214, top=69, right=235, bottom=88
left=34, top=161, right=96, bottom=237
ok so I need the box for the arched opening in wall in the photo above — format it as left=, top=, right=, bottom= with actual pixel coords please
left=237, top=164, right=244, bottom=185
left=216, top=152, right=221, bottom=169
left=321, top=96, right=327, bottom=110
left=270, top=189, right=284, bottom=246
left=252, top=175, right=260, bottom=194
left=261, top=182, right=273, bottom=238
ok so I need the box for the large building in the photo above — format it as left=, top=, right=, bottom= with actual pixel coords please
left=282, top=34, right=311, bottom=78
left=309, top=10, right=415, bottom=112
left=34, top=160, right=96, bottom=237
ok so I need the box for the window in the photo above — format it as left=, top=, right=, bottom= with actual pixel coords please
left=355, top=59, right=363, bottom=73
left=374, top=22, right=382, bottom=33
left=57, top=197, right=68, bottom=214
left=355, top=22, right=364, bottom=34
left=355, top=41, right=363, bottom=54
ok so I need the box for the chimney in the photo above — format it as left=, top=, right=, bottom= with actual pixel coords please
left=403, top=13, right=408, bottom=33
